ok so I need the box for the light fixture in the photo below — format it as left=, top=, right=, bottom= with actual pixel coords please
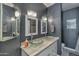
left=15, top=11, right=20, bottom=17
left=27, top=10, right=37, bottom=17
left=42, top=16, right=47, bottom=21
left=48, top=17, right=53, bottom=23
left=11, top=17, right=15, bottom=21
left=33, top=12, right=37, bottom=17
left=48, top=18, right=53, bottom=23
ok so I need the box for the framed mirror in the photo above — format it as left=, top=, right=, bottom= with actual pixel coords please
left=0, top=4, right=2, bottom=41
left=25, top=15, right=38, bottom=36
left=0, top=4, right=21, bottom=41
left=41, top=16, right=47, bottom=34
left=48, top=16, right=54, bottom=33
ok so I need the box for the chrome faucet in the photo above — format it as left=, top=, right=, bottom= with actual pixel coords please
left=31, top=34, right=33, bottom=42
left=45, top=33, right=47, bottom=37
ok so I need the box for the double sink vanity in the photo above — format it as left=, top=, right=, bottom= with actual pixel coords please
left=21, top=36, right=59, bottom=56
left=20, top=11, right=59, bottom=56
left=21, top=7, right=60, bottom=56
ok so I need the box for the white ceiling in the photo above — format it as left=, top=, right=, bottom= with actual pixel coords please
left=43, top=3, right=55, bottom=7
left=43, top=3, right=79, bottom=11
left=4, top=3, right=14, bottom=7
left=62, top=3, right=79, bottom=11
left=4, top=3, right=79, bottom=11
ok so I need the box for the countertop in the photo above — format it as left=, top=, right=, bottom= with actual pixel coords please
left=0, top=37, right=14, bottom=42
left=21, top=36, right=59, bottom=56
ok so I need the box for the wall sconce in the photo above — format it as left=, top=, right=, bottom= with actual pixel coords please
left=48, top=19, right=53, bottom=23
left=11, top=17, right=15, bottom=21
left=42, top=16, right=47, bottom=21
left=15, top=11, right=20, bottom=17
left=27, top=10, right=37, bottom=17
left=48, top=17, right=53, bottom=23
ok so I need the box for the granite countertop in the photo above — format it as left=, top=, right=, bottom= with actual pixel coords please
left=21, top=36, right=59, bottom=56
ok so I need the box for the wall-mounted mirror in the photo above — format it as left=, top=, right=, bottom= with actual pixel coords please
left=48, top=17, right=54, bottom=32
left=0, top=4, right=21, bottom=41
left=25, top=15, right=38, bottom=36
left=41, top=16, right=47, bottom=34
left=0, top=4, right=2, bottom=41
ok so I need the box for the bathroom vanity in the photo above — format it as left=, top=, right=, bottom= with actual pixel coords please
left=21, top=36, right=59, bottom=56
left=22, top=13, right=58, bottom=56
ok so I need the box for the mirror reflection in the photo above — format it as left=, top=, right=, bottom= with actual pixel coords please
left=29, top=18, right=36, bottom=33
left=25, top=16, right=38, bottom=36
left=41, top=16, right=47, bottom=34
left=2, top=4, right=20, bottom=40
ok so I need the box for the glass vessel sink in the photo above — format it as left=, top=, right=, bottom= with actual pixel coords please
left=30, top=38, right=43, bottom=44
left=29, top=39, right=43, bottom=48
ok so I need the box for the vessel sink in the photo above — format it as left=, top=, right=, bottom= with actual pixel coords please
left=30, top=38, right=43, bottom=44
left=29, top=39, right=43, bottom=48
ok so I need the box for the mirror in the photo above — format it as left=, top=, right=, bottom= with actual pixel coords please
left=25, top=15, right=38, bottom=36
left=48, top=16, right=54, bottom=32
left=1, top=4, right=20, bottom=41
left=41, top=16, right=47, bottom=34
left=0, top=4, right=2, bottom=40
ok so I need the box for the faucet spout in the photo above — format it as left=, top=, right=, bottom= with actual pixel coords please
left=31, top=34, right=33, bottom=42
left=45, top=33, right=47, bottom=37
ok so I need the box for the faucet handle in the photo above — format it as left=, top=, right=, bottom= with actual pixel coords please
left=31, top=35, right=33, bottom=38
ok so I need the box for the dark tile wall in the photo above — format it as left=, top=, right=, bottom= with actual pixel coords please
left=63, top=7, right=79, bottom=49
left=47, top=3, right=62, bottom=55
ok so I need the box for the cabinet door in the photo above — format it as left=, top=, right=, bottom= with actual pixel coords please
left=46, top=42, right=57, bottom=56
left=22, top=49, right=28, bottom=56
left=50, top=42, right=57, bottom=56
left=38, top=42, right=57, bottom=56
left=38, top=49, right=49, bottom=56
left=51, top=42, right=57, bottom=53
